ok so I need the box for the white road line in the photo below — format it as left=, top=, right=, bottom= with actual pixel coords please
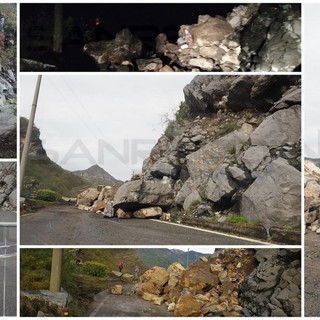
left=150, top=219, right=270, bottom=245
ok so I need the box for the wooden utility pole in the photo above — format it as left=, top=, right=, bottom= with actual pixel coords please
left=53, top=4, right=63, bottom=52
left=50, top=249, right=63, bottom=292
left=20, top=75, right=42, bottom=192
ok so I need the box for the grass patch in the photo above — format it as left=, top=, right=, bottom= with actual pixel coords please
left=167, top=207, right=183, bottom=222
left=225, top=213, right=259, bottom=226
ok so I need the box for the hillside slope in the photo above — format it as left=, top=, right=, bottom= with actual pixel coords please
left=20, top=117, right=90, bottom=197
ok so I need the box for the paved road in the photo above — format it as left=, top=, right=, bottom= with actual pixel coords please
left=20, top=206, right=266, bottom=245
left=86, top=284, right=172, bottom=317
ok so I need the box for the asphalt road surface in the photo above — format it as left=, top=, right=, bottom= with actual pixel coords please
left=305, top=231, right=320, bottom=317
left=20, top=205, right=266, bottom=245
left=86, top=284, right=172, bottom=317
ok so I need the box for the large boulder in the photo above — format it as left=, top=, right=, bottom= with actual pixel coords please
left=121, top=273, right=134, bottom=283
left=239, top=4, right=301, bottom=71
left=133, top=207, right=162, bottom=219
left=183, top=75, right=231, bottom=114
left=174, top=294, right=202, bottom=317
left=174, top=178, right=194, bottom=207
left=113, top=179, right=174, bottom=210
left=181, top=264, right=219, bottom=291
left=77, top=188, right=100, bottom=206
left=177, top=15, right=241, bottom=72
left=84, top=28, right=142, bottom=66
left=271, top=87, right=301, bottom=111
left=186, top=124, right=253, bottom=183
left=139, top=266, right=170, bottom=295
left=140, top=266, right=170, bottom=288
left=241, top=158, right=301, bottom=233
left=250, top=106, right=301, bottom=147
left=111, top=285, right=123, bottom=295
left=183, top=75, right=298, bottom=115
left=150, top=161, right=178, bottom=179
left=141, top=292, right=164, bottom=305
left=207, top=164, right=236, bottom=203
left=241, top=146, right=270, bottom=172
left=91, top=200, right=106, bottom=213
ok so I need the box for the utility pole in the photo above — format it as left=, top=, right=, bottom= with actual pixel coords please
left=186, top=248, right=189, bottom=268
left=50, top=249, right=63, bottom=292
left=20, top=75, right=42, bottom=192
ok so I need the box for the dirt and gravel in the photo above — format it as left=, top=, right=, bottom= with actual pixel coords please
left=305, top=231, right=320, bottom=317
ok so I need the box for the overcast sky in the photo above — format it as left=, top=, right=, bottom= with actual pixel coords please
left=305, top=4, right=320, bottom=158
left=20, top=74, right=194, bottom=181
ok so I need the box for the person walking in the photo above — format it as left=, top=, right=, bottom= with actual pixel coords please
left=134, top=265, right=139, bottom=279
left=118, top=260, right=124, bottom=273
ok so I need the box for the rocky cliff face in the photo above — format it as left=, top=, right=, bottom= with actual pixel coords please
left=0, top=4, right=16, bottom=158
left=304, top=160, right=320, bottom=233
left=113, top=75, right=301, bottom=238
left=0, top=162, right=16, bottom=209
left=133, top=249, right=301, bottom=317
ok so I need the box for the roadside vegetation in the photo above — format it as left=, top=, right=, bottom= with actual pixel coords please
left=20, top=249, right=146, bottom=316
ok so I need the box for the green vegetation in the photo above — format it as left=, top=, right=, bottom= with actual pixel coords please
left=21, top=249, right=146, bottom=316
left=164, top=101, right=190, bottom=140
left=225, top=213, right=259, bottom=226
left=175, top=101, right=190, bottom=124
left=82, top=261, right=107, bottom=277
left=167, top=207, right=183, bottom=222
left=185, top=200, right=201, bottom=216
left=36, top=189, right=59, bottom=202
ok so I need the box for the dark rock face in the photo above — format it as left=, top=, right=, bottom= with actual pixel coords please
left=113, top=75, right=301, bottom=236
left=239, top=4, right=301, bottom=71
left=240, top=249, right=301, bottom=317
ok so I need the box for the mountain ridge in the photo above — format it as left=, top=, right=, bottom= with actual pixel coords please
left=73, top=164, right=122, bottom=187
